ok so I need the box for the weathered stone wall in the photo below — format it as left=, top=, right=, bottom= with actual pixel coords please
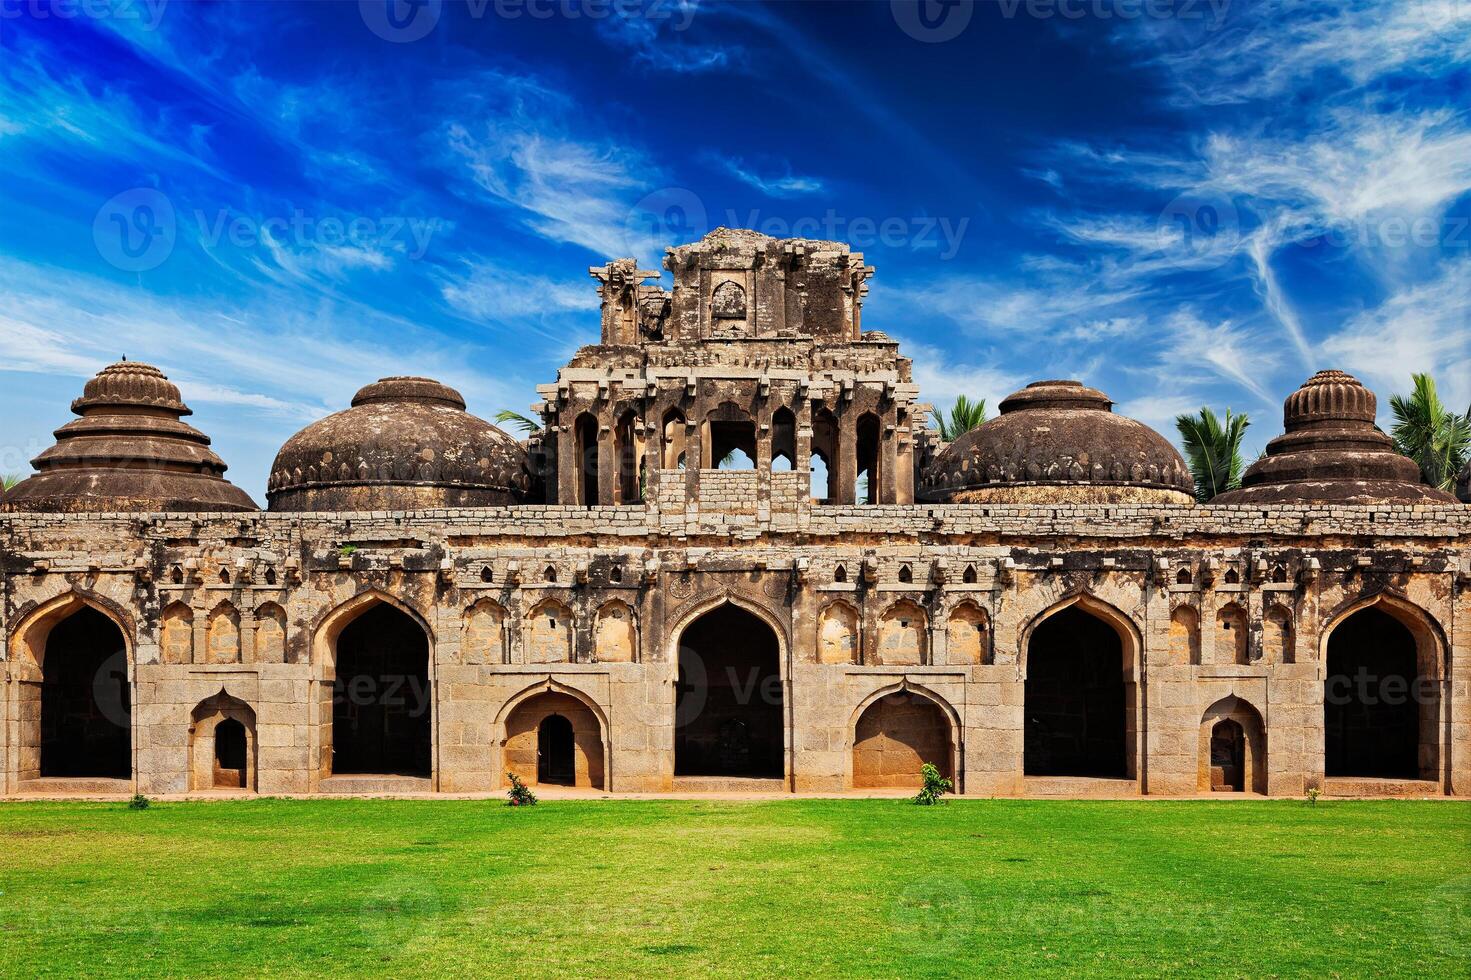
left=2, top=501, right=1466, bottom=797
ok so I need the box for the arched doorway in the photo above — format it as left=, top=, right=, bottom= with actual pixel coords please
left=537, top=715, right=576, bottom=785
left=1198, top=696, right=1266, bottom=794
left=502, top=689, right=605, bottom=789
left=1024, top=606, right=1127, bottom=778
left=190, top=691, right=257, bottom=791
left=1209, top=719, right=1244, bottom=792
left=675, top=604, right=783, bottom=779
left=852, top=691, right=953, bottom=789
left=214, top=719, right=248, bottom=789
left=40, top=607, right=131, bottom=779
left=331, top=603, right=431, bottom=777
left=1325, top=607, right=1426, bottom=779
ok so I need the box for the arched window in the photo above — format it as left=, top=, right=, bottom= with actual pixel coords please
left=962, top=564, right=978, bottom=584
left=856, top=412, right=881, bottom=504
left=662, top=408, right=687, bottom=469
left=812, top=409, right=838, bottom=502
left=898, top=564, right=913, bottom=584
left=1176, top=567, right=1193, bottom=585
left=574, top=412, right=599, bottom=506
left=771, top=407, right=796, bottom=473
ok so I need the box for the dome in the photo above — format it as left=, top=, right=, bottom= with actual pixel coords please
left=919, top=380, right=1194, bottom=504
left=1, top=361, right=257, bottom=513
left=1215, top=370, right=1456, bottom=505
left=267, top=376, right=530, bottom=511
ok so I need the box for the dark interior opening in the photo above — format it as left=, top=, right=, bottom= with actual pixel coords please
left=40, top=607, right=131, bottom=779
left=213, top=718, right=247, bottom=788
left=1024, top=607, right=1126, bottom=778
left=332, top=604, right=431, bottom=777
left=675, top=604, right=783, bottom=778
left=855, top=412, right=881, bottom=504
left=1325, top=608, right=1421, bottom=779
left=575, top=413, right=599, bottom=507
left=1210, top=718, right=1244, bottom=791
left=537, top=713, right=576, bottom=785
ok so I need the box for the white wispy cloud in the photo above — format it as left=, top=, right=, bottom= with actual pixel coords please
left=440, top=261, right=601, bottom=322
left=717, top=156, right=826, bottom=198
left=442, top=73, right=667, bottom=261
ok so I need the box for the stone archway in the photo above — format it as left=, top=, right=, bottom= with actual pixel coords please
left=189, top=691, right=257, bottom=791
left=851, top=687, right=956, bottom=790
left=499, top=684, right=607, bottom=790
left=673, top=602, right=784, bottom=779
left=8, top=594, right=134, bottom=787
left=1021, top=598, right=1139, bottom=781
left=1197, top=696, right=1265, bottom=793
left=315, top=594, right=433, bottom=781
left=1324, top=601, right=1441, bottom=782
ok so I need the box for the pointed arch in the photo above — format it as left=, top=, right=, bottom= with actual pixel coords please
left=1168, top=603, right=1201, bottom=666
left=461, top=598, right=507, bottom=666
left=160, top=601, right=194, bottom=665
left=946, top=601, right=990, bottom=665
left=594, top=599, right=637, bottom=663
left=252, top=602, right=287, bottom=664
left=310, top=589, right=435, bottom=673
left=817, top=599, right=861, bottom=665
left=877, top=599, right=928, bottom=666
left=1198, top=695, right=1266, bottom=794
left=1017, top=592, right=1142, bottom=680
left=526, top=598, right=574, bottom=664
left=1262, top=604, right=1294, bottom=664
left=847, top=680, right=962, bottom=792
left=496, top=679, right=611, bottom=791
left=1215, top=601, right=1248, bottom=665
left=189, top=690, right=257, bottom=791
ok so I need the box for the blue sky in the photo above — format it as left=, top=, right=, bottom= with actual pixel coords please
left=1, top=0, right=1468, bottom=500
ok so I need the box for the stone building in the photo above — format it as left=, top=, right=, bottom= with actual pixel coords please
left=2, top=228, right=1468, bottom=799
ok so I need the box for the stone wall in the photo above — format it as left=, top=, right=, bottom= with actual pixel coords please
left=2, top=501, right=1467, bottom=797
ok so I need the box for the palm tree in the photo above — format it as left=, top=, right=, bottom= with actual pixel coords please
left=494, top=410, right=542, bottom=435
left=1, top=474, right=21, bottom=492
left=931, top=395, right=987, bottom=442
left=1390, top=373, right=1471, bottom=492
left=1175, top=408, right=1250, bottom=502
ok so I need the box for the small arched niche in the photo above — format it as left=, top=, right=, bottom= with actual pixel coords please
left=190, top=691, right=257, bottom=792
left=946, top=602, right=990, bottom=665
left=1197, top=696, right=1265, bottom=794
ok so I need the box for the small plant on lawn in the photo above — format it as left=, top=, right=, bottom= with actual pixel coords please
left=128, top=793, right=151, bottom=810
left=1305, top=787, right=1321, bottom=805
left=912, top=763, right=952, bottom=805
left=506, top=772, right=538, bottom=807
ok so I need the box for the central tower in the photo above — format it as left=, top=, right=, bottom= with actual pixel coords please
left=535, top=228, right=925, bottom=508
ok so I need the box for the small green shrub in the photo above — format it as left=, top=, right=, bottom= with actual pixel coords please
left=506, top=773, right=538, bottom=807
left=338, top=544, right=358, bottom=557
left=912, top=763, right=953, bottom=805
left=127, top=793, right=151, bottom=810
left=1305, top=787, right=1321, bottom=805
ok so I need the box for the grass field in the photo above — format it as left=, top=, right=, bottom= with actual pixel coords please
left=0, top=798, right=1466, bottom=978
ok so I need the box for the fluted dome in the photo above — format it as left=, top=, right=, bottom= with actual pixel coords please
left=919, top=380, right=1194, bottom=504
left=267, top=376, right=530, bottom=511
left=1215, top=370, right=1456, bottom=505
left=1, top=361, right=256, bottom=513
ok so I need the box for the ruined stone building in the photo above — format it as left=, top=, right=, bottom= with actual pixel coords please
left=3, top=228, right=1469, bottom=798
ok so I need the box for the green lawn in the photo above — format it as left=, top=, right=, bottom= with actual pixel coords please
left=0, top=799, right=1466, bottom=977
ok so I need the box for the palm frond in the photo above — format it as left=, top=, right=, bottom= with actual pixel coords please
left=1175, top=407, right=1249, bottom=502
left=932, top=395, right=987, bottom=442
left=494, top=410, right=543, bottom=435
left=1390, top=373, right=1471, bottom=491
